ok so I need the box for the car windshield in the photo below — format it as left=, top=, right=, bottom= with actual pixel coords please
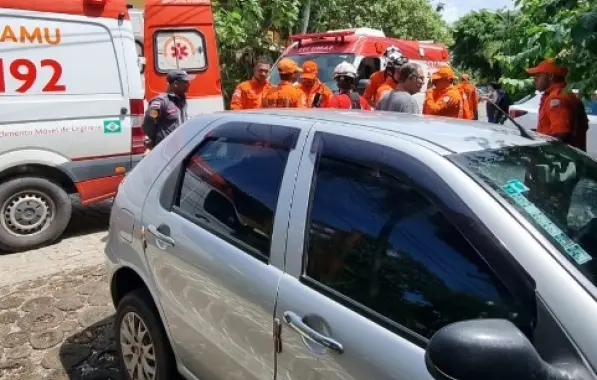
left=450, top=143, right=597, bottom=288
left=269, top=53, right=355, bottom=92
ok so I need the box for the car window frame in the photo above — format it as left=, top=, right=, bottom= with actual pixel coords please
left=284, top=124, right=538, bottom=347
left=167, top=120, right=304, bottom=264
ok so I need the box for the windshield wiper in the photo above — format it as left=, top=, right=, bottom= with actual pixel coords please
left=485, top=98, right=535, bottom=140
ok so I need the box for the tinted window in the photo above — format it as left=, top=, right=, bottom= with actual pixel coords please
left=305, top=140, right=522, bottom=339
left=175, top=122, right=299, bottom=259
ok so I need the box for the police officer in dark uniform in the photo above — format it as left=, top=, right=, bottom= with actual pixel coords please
left=142, top=69, right=195, bottom=153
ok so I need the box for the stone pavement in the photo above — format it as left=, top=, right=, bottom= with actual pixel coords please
left=0, top=200, right=117, bottom=380
left=0, top=265, right=117, bottom=380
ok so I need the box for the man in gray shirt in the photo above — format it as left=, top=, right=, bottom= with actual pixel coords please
left=376, top=62, right=425, bottom=114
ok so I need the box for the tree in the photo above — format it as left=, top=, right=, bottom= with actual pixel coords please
left=452, top=0, right=597, bottom=98
left=451, top=9, right=512, bottom=83
left=504, top=0, right=597, bottom=96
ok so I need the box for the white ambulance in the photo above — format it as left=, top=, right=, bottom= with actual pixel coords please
left=0, top=0, right=144, bottom=251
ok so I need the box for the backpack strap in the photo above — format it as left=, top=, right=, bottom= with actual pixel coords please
left=349, top=92, right=361, bottom=109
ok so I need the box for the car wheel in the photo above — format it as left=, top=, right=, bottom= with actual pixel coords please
left=115, top=289, right=178, bottom=380
left=0, top=176, right=72, bottom=252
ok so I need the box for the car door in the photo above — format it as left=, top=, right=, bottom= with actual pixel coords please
left=274, top=124, right=534, bottom=380
left=141, top=118, right=310, bottom=380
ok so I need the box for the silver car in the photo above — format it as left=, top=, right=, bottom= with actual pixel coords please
left=105, top=109, right=597, bottom=380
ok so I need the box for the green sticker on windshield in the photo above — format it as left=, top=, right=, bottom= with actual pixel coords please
left=502, top=179, right=529, bottom=195
left=502, top=179, right=592, bottom=265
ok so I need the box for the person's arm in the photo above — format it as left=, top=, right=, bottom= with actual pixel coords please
left=423, top=90, right=460, bottom=115
left=375, top=92, right=388, bottom=110
left=230, top=84, right=245, bottom=110
left=141, top=99, right=163, bottom=149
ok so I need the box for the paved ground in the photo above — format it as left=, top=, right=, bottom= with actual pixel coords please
left=0, top=200, right=117, bottom=380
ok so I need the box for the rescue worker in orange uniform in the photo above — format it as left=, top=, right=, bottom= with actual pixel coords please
left=262, top=58, right=307, bottom=108
left=374, top=51, right=409, bottom=106
left=458, top=73, right=479, bottom=120
left=363, top=46, right=402, bottom=106
left=527, top=59, right=589, bottom=151
left=423, top=64, right=464, bottom=119
left=230, top=61, right=271, bottom=110
left=295, top=60, right=333, bottom=108
left=326, top=62, right=371, bottom=110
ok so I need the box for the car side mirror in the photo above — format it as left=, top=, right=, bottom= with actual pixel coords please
left=356, top=79, right=370, bottom=96
left=425, top=319, right=576, bottom=380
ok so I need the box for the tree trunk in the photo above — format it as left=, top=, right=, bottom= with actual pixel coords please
left=300, top=0, right=312, bottom=34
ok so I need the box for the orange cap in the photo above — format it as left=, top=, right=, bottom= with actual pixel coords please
left=526, top=59, right=568, bottom=77
left=278, top=58, right=300, bottom=75
left=431, top=65, right=455, bottom=81
left=301, top=60, right=318, bottom=79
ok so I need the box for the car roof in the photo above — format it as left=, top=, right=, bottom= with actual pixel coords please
left=229, top=109, right=548, bottom=155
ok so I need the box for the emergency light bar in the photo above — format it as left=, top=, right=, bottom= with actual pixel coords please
left=290, top=30, right=355, bottom=48
left=290, top=30, right=354, bottom=41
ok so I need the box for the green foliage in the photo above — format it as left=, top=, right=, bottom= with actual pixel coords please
left=213, top=0, right=452, bottom=107
left=451, top=0, right=597, bottom=99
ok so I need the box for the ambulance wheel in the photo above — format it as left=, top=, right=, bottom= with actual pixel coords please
left=0, top=177, right=72, bottom=252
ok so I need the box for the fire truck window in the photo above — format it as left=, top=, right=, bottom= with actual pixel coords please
left=357, top=57, right=380, bottom=80
left=155, top=30, right=207, bottom=73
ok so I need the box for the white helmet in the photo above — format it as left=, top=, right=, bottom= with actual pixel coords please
left=384, top=45, right=402, bottom=57
left=333, top=61, right=357, bottom=79
left=386, top=51, right=408, bottom=69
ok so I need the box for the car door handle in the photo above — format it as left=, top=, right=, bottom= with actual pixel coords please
left=147, top=224, right=175, bottom=248
left=283, top=311, right=344, bottom=354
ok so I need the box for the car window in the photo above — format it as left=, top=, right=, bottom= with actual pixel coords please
left=174, top=122, right=299, bottom=260
left=304, top=135, right=523, bottom=339
left=451, top=142, right=597, bottom=287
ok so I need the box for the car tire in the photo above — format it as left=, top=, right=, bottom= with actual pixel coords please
left=0, top=176, right=72, bottom=252
left=115, top=289, right=178, bottom=380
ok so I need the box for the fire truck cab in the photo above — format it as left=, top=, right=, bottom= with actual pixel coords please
left=271, top=28, right=450, bottom=103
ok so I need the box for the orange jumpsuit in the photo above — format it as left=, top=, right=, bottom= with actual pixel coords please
left=537, top=83, right=588, bottom=151
left=374, top=77, right=397, bottom=106
left=423, top=86, right=463, bottom=118
left=459, top=82, right=479, bottom=119
left=363, top=70, right=386, bottom=105
left=295, top=80, right=334, bottom=108
left=230, top=79, right=271, bottom=110
left=262, top=81, right=307, bottom=108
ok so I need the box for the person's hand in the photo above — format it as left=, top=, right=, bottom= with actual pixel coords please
left=144, top=148, right=151, bottom=157
left=427, top=79, right=433, bottom=90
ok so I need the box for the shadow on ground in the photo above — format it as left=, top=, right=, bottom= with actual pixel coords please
left=59, top=315, right=121, bottom=380
left=59, top=198, right=112, bottom=240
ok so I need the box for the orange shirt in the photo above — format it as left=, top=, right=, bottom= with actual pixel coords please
left=423, top=85, right=463, bottom=118
left=230, top=79, right=271, bottom=110
left=363, top=70, right=386, bottom=105
left=459, top=83, right=478, bottom=119
left=326, top=93, right=372, bottom=110
left=262, top=81, right=307, bottom=108
left=538, top=83, right=588, bottom=150
left=374, top=77, right=397, bottom=106
left=295, top=80, right=334, bottom=108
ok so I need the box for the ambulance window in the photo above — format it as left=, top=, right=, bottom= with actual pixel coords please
left=155, top=30, right=207, bottom=73
left=357, top=57, right=380, bottom=80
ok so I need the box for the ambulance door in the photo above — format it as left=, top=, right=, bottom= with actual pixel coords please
left=144, top=0, right=224, bottom=116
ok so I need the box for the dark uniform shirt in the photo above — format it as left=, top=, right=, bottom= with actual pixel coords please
left=142, top=92, right=188, bottom=147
